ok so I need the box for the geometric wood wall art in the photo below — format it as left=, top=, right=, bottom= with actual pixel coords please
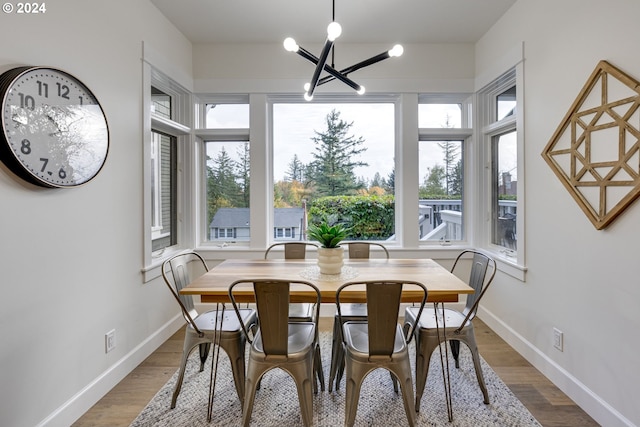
left=542, top=60, right=640, bottom=229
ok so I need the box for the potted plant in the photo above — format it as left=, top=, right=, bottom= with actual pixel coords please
left=307, top=220, right=349, bottom=274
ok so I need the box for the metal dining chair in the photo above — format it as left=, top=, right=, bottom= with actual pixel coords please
left=336, top=280, right=428, bottom=427
left=161, top=252, right=258, bottom=420
left=403, top=250, right=496, bottom=418
left=328, top=241, right=389, bottom=392
left=264, top=241, right=325, bottom=391
left=229, top=278, right=322, bottom=427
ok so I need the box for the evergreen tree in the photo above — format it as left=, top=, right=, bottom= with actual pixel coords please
left=236, top=142, right=250, bottom=207
left=449, top=159, right=463, bottom=197
left=370, top=172, right=383, bottom=189
left=438, top=141, right=460, bottom=195
left=209, top=146, right=242, bottom=208
left=285, top=154, right=305, bottom=182
left=384, top=169, right=395, bottom=193
left=421, top=165, right=446, bottom=196
left=308, top=109, right=368, bottom=196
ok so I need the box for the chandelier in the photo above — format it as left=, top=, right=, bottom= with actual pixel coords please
left=283, top=0, right=403, bottom=101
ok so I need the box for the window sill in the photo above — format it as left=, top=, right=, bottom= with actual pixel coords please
left=489, top=250, right=527, bottom=281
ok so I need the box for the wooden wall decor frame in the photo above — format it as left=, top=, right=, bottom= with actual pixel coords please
left=542, top=60, right=640, bottom=229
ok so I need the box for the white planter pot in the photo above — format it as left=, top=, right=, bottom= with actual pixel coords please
left=317, top=246, right=344, bottom=275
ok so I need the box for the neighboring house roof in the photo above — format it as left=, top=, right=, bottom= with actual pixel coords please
left=209, top=207, right=304, bottom=228
left=274, top=208, right=304, bottom=227
left=210, top=208, right=250, bottom=228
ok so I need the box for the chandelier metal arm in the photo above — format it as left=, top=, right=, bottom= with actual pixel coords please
left=305, top=38, right=335, bottom=99
left=317, top=50, right=392, bottom=86
left=296, top=46, right=362, bottom=92
left=283, top=0, right=402, bottom=100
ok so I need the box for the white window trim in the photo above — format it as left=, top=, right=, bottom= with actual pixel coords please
left=193, top=94, right=252, bottom=250
left=476, top=64, right=527, bottom=280
left=142, top=63, right=193, bottom=281
left=266, top=94, right=402, bottom=248
left=418, top=93, right=474, bottom=247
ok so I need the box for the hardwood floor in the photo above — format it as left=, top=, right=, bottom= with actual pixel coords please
left=72, top=317, right=599, bottom=427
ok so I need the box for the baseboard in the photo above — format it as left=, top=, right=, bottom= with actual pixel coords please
left=36, top=314, right=185, bottom=427
left=477, top=306, right=635, bottom=427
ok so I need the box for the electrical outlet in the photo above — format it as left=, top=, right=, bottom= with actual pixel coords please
left=105, top=329, right=116, bottom=353
left=553, top=327, right=563, bottom=351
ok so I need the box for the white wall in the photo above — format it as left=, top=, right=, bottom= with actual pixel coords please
left=475, top=1, right=640, bottom=426
left=0, top=2, right=192, bottom=426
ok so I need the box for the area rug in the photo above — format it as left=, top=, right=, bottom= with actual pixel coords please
left=131, top=332, right=542, bottom=427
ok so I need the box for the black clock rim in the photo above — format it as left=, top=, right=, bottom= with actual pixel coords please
left=0, top=65, right=110, bottom=188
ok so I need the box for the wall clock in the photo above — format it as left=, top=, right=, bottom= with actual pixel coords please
left=0, top=66, right=109, bottom=188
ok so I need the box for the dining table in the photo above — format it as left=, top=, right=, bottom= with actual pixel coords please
left=180, top=257, right=473, bottom=422
left=180, top=257, right=474, bottom=303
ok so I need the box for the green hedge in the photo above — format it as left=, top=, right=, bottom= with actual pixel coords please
left=308, top=195, right=395, bottom=240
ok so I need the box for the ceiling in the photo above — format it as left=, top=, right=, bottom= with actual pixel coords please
left=150, top=0, right=516, bottom=45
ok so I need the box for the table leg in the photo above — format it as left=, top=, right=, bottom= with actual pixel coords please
left=207, top=303, right=225, bottom=422
left=434, top=302, right=453, bottom=422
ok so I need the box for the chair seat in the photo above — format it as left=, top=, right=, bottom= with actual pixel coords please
left=336, top=303, right=367, bottom=317
left=343, top=322, right=407, bottom=357
left=191, top=307, right=256, bottom=334
left=253, top=322, right=316, bottom=358
left=405, top=306, right=468, bottom=331
left=288, top=302, right=315, bottom=320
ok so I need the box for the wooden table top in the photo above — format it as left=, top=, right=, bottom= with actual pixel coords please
left=180, top=258, right=474, bottom=304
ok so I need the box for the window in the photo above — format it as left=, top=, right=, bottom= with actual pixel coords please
left=150, top=130, right=176, bottom=251
left=418, top=140, right=464, bottom=241
left=492, top=130, right=517, bottom=250
left=272, top=101, right=395, bottom=243
left=205, top=140, right=251, bottom=242
left=418, top=103, right=462, bottom=128
left=198, top=96, right=251, bottom=245
left=205, top=103, right=249, bottom=128
left=478, top=67, right=523, bottom=266
left=143, top=64, right=191, bottom=274
left=418, top=97, right=472, bottom=243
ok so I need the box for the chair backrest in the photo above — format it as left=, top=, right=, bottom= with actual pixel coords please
left=229, top=279, right=321, bottom=355
left=264, top=242, right=319, bottom=259
left=336, top=280, right=427, bottom=356
left=161, top=251, right=209, bottom=334
left=345, top=242, right=390, bottom=259
left=450, top=250, right=496, bottom=327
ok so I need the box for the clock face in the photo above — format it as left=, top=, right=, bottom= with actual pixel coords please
left=0, top=66, right=109, bottom=187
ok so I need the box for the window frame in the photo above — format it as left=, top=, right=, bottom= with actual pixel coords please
left=142, top=64, right=192, bottom=279
left=418, top=93, right=473, bottom=246
left=477, top=65, right=526, bottom=277
left=268, top=94, right=401, bottom=247
left=195, top=95, right=252, bottom=248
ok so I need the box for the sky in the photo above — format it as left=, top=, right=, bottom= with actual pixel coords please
left=205, top=101, right=516, bottom=184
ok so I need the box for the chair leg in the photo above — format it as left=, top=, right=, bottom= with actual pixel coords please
left=414, top=334, right=440, bottom=413
left=291, top=358, right=315, bottom=427
left=221, top=336, right=247, bottom=404
left=344, top=364, right=367, bottom=427
left=449, top=339, right=461, bottom=368
left=198, top=343, right=211, bottom=371
left=461, top=333, right=490, bottom=404
left=241, top=361, right=269, bottom=427
left=387, top=365, right=417, bottom=427
left=172, top=334, right=200, bottom=409
left=335, top=342, right=346, bottom=391
left=314, top=343, right=325, bottom=392
left=328, top=318, right=341, bottom=392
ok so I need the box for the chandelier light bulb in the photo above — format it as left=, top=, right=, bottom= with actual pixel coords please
left=303, top=82, right=311, bottom=92
left=304, top=91, right=314, bottom=101
left=357, top=85, right=366, bottom=95
left=388, top=44, right=404, bottom=57
left=327, top=21, right=342, bottom=41
left=283, top=37, right=299, bottom=52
